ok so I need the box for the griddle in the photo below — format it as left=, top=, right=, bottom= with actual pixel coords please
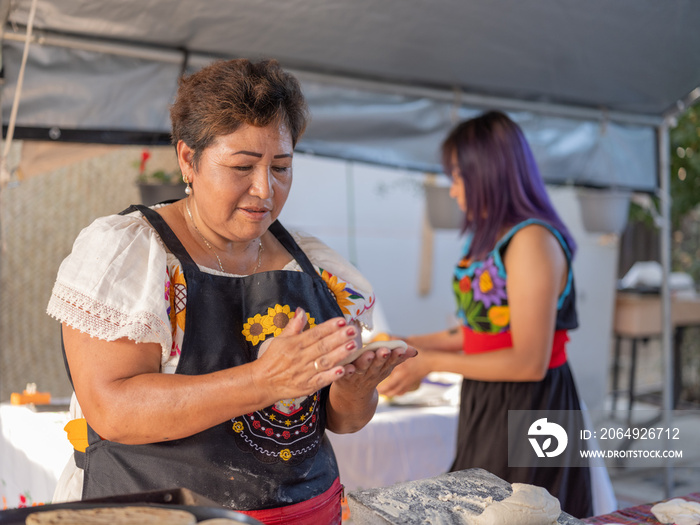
left=0, top=487, right=263, bottom=524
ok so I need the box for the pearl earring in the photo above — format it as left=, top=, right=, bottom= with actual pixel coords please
left=183, top=175, right=192, bottom=195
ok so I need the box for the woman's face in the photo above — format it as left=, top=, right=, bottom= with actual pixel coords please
left=182, top=121, right=294, bottom=244
left=448, top=151, right=467, bottom=213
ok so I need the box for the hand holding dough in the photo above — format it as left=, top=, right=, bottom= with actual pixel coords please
left=339, top=339, right=407, bottom=366
left=474, top=483, right=560, bottom=525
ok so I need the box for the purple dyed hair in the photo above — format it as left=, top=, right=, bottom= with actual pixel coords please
left=442, top=110, right=577, bottom=259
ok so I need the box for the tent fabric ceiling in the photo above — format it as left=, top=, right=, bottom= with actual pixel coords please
left=2, top=0, right=700, bottom=190
left=6, top=0, right=700, bottom=116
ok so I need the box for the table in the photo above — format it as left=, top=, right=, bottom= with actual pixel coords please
left=0, top=392, right=459, bottom=508
left=0, top=392, right=618, bottom=516
left=328, top=401, right=459, bottom=491
left=611, top=291, right=700, bottom=416
left=0, top=403, right=73, bottom=509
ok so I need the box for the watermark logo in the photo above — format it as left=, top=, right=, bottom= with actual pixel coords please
left=528, top=418, right=568, bottom=458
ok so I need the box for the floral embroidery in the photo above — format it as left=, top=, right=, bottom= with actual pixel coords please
left=1, top=492, right=44, bottom=510
left=169, top=266, right=187, bottom=333
left=242, top=314, right=267, bottom=345
left=457, top=255, right=473, bottom=268
left=164, top=274, right=170, bottom=302
left=488, top=305, right=510, bottom=327
left=458, top=275, right=472, bottom=293
left=453, top=254, right=508, bottom=333
left=243, top=304, right=316, bottom=344
left=473, top=258, right=506, bottom=308
left=303, top=312, right=316, bottom=331
left=262, top=304, right=294, bottom=336
left=319, top=268, right=362, bottom=316
left=232, top=393, right=322, bottom=464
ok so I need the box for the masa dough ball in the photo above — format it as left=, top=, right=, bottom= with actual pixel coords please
left=651, top=498, right=700, bottom=525
left=474, top=483, right=560, bottom=525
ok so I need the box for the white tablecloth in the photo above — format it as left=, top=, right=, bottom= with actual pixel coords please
left=0, top=403, right=73, bottom=508
left=328, top=401, right=459, bottom=491
left=0, top=380, right=618, bottom=516
left=0, top=394, right=459, bottom=509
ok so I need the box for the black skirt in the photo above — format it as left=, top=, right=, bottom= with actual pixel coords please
left=450, top=362, right=593, bottom=519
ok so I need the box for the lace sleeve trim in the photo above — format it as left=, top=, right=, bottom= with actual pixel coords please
left=47, top=281, right=172, bottom=360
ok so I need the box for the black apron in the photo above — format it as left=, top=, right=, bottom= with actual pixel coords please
left=69, top=205, right=344, bottom=510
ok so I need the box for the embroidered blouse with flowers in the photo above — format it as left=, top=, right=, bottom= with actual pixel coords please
left=449, top=218, right=591, bottom=519
left=46, top=206, right=375, bottom=502
left=452, top=218, right=577, bottom=368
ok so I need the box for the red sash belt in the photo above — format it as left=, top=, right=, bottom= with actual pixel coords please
left=238, top=477, right=342, bottom=525
left=462, top=326, right=569, bottom=369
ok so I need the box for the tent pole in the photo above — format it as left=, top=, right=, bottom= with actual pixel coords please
left=657, top=118, right=673, bottom=498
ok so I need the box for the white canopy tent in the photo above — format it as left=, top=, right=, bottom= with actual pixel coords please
left=4, top=0, right=700, bottom=188
left=1, top=0, right=699, bottom=496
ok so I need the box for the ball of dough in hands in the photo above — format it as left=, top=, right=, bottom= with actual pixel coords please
left=338, top=339, right=407, bottom=366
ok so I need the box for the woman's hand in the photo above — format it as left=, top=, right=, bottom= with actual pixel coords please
left=326, top=342, right=418, bottom=434
left=252, top=308, right=361, bottom=401
left=340, top=342, right=418, bottom=391
left=376, top=349, right=429, bottom=397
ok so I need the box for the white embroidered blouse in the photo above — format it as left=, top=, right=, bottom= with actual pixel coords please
left=47, top=208, right=376, bottom=374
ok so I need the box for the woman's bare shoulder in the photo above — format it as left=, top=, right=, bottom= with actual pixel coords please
left=505, top=223, right=567, bottom=272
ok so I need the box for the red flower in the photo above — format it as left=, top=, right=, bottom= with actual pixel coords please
left=459, top=276, right=472, bottom=293
left=139, top=149, right=151, bottom=174
left=265, top=428, right=274, bottom=436
left=253, top=420, right=261, bottom=429
left=311, top=414, right=316, bottom=423
left=301, top=425, right=308, bottom=433
left=282, top=431, right=291, bottom=439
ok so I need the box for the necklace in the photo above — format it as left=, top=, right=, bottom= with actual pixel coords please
left=185, top=198, right=263, bottom=274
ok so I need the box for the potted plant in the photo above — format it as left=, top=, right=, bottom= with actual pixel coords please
left=135, top=149, right=187, bottom=205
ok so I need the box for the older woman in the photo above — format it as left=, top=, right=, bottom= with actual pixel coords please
left=47, top=58, right=415, bottom=524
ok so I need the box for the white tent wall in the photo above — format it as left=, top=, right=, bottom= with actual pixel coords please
left=279, top=156, right=621, bottom=414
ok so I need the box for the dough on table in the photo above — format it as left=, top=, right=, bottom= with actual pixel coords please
left=25, top=506, right=197, bottom=525
left=651, top=498, right=700, bottom=525
left=473, top=483, right=560, bottom=525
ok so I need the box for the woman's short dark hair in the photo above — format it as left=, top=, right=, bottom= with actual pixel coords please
left=170, top=58, right=309, bottom=169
